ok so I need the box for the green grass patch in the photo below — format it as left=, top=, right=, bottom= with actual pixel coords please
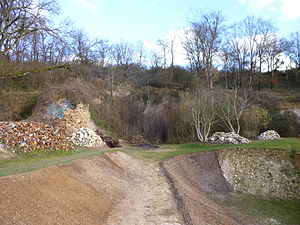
left=217, top=193, right=300, bottom=225
left=0, top=149, right=106, bottom=177
left=123, top=138, right=300, bottom=162
left=171, top=138, right=300, bottom=152
left=244, top=198, right=300, bottom=225
left=1, top=138, right=299, bottom=176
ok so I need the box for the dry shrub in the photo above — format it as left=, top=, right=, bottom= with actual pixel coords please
left=165, top=100, right=196, bottom=143
left=240, top=105, right=271, bottom=138
left=268, top=111, right=300, bottom=137
left=29, top=78, right=107, bottom=126
left=92, top=90, right=147, bottom=140
left=0, top=91, right=39, bottom=121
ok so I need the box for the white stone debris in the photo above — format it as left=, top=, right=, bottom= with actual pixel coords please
left=208, top=132, right=250, bottom=144
left=258, top=130, right=280, bottom=140
left=67, top=127, right=107, bottom=148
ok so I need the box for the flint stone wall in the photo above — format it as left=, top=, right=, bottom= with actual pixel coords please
left=217, top=148, right=300, bottom=199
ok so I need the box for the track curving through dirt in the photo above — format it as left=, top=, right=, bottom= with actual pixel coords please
left=0, top=150, right=255, bottom=225
left=0, top=152, right=182, bottom=225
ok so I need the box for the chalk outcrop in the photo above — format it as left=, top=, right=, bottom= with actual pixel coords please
left=208, top=132, right=250, bottom=144
left=67, top=127, right=107, bottom=148
left=258, top=130, right=280, bottom=140
left=217, top=148, right=300, bottom=199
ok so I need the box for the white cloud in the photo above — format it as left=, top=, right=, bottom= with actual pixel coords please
left=280, top=0, right=300, bottom=20
left=238, top=0, right=300, bottom=20
left=143, top=29, right=189, bottom=67
left=74, top=0, right=99, bottom=12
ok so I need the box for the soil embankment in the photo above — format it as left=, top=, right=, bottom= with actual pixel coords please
left=2, top=148, right=298, bottom=225
left=161, top=149, right=300, bottom=225
left=161, top=151, right=242, bottom=225
left=0, top=153, right=125, bottom=224
left=0, top=152, right=182, bottom=225
left=217, top=148, right=300, bottom=199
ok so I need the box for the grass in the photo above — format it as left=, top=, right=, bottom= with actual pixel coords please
left=0, top=149, right=107, bottom=177
left=0, top=138, right=299, bottom=224
left=241, top=197, right=300, bottom=225
left=217, top=193, right=300, bottom=225
left=1, top=138, right=299, bottom=176
left=121, top=138, right=300, bottom=162
left=173, top=138, right=300, bottom=152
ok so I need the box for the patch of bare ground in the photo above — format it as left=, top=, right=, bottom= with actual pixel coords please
left=0, top=152, right=182, bottom=225
left=104, top=152, right=182, bottom=225
left=161, top=151, right=250, bottom=225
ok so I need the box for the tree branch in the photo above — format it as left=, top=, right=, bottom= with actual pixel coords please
left=0, top=63, right=70, bottom=79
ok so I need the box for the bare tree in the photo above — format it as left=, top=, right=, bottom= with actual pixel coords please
left=225, top=22, right=249, bottom=88
left=182, top=29, right=203, bottom=74
left=111, top=40, right=135, bottom=67
left=218, top=89, right=250, bottom=134
left=70, top=29, right=97, bottom=64
left=286, top=32, right=300, bottom=68
left=136, top=41, right=145, bottom=67
left=157, top=36, right=176, bottom=68
left=158, top=39, right=168, bottom=69
left=0, top=0, right=59, bottom=57
left=242, top=16, right=261, bottom=89
left=182, top=86, right=219, bottom=142
left=168, top=35, right=175, bottom=68
left=185, top=11, right=225, bottom=91
left=95, top=39, right=111, bottom=67
left=255, top=19, right=276, bottom=91
left=150, top=50, right=163, bottom=69
left=264, top=35, right=284, bottom=90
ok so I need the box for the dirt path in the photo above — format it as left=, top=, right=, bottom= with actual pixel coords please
left=104, top=152, right=182, bottom=225
left=0, top=151, right=183, bottom=225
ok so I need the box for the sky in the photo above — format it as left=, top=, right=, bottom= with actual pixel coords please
left=59, top=0, right=300, bottom=42
left=58, top=0, right=300, bottom=65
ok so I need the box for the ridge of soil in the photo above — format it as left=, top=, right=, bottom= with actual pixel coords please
left=0, top=152, right=182, bottom=225
left=161, top=151, right=244, bottom=225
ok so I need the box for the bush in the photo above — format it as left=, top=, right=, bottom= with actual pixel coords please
left=268, top=111, right=300, bottom=137
left=240, top=105, right=271, bottom=138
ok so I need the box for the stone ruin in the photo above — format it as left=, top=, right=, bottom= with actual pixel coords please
left=208, top=132, right=251, bottom=144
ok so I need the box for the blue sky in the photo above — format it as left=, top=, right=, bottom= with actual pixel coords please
left=59, top=0, right=300, bottom=43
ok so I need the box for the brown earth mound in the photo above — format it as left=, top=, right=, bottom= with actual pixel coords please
left=0, top=153, right=126, bottom=225
left=161, top=151, right=243, bottom=225
left=0, top=152, right=182, bottom=225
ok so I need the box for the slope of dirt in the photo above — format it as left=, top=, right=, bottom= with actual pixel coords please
left=0, top=152, right=182, bottom=225
left=104, top=152, right=182, bottom=225
left=161, top=151, right=244, bottom=225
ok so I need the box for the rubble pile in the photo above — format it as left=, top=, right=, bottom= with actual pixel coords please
left=127, top=135, right=151, bottom=145
left=0, top=121, right=71, bottom=151
left=0, top=144, right=15, bottom=159
left=97, top=132, right=120, bottom=148
left=258, top=130, right=281, bottom=140
left=208, top=132, right=251, bottom=144
left=59, top=103, right=91, bottom=134
left=67, top=127, right=107, bottom=148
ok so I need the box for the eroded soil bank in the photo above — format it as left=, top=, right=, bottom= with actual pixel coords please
left=1, top=148, right=299, bottom=225
left=161, top=151, right=242, bottom=225
left=217, top=148, right=300, bottom=199
left=161, top=149, right=300, bottom=225
left=0, top=152, right=182, bottom=225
